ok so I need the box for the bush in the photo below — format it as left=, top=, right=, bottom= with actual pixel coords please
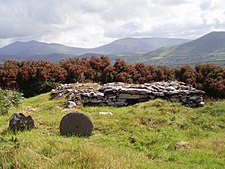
left=175, top=65, right=196, bottom=85
left=195, top=64, right=225, bottom=98
left=0, top=88, right=23, bottom=115
left=0, top=60, right=67, bottom=97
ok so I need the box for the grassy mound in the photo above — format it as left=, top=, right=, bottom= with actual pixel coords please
left=0, top=93, right=225, bottom=168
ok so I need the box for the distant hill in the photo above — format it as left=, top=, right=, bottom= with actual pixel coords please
left=91, top=37, right=189, bottom=55
left=143, top=31, right=225, bottom=66
left=0, top=37, right=189, bottom=63
left=0, top=40, right=88, bottom=62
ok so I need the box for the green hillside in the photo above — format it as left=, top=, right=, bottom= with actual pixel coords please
left=0, top=93, right=225, bottom=168
left=144, top=32, right=225, bottom=66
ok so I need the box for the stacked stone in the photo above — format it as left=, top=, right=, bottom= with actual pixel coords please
left=144, top=81, right=205, bottom=107
left=51, top=81, right=205, bottom=107
left=81, top=92, right=104, bottom=105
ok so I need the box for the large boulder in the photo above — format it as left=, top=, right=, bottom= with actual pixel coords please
left=60, top=112, right=93, bottom=137
left=9, top=113, right=35, bottom=131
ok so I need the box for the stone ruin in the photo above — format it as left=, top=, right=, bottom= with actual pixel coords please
left=51, top=81, right=205, bottom=108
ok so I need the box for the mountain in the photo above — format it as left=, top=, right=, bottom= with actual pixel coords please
left=0, top=37, right=189, bottom=63
left=91, top=37, right=189, bottom=55
left=143, top=31, right=225, bottom=66
left=0, top=40, right=89, bottom=62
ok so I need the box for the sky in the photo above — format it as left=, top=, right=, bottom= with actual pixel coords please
left=0, top=0, right=225, bottom=48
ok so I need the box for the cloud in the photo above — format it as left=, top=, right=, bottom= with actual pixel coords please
left=151, top=0, right=191, bottom=6
left=0, top=0, right=225, bottom=47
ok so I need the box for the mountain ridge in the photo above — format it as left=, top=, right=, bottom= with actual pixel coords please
left=143, top=31, right=225, bottom=66
left=1, top=31, right=225, bottom=66
left=0, top=37, right=189, bottom=62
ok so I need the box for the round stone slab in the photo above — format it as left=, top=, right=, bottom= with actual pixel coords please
left=60, top=112, right=93, bottom=137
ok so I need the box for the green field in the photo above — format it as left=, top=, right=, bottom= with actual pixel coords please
left=0, top=93, right=225, bottom=169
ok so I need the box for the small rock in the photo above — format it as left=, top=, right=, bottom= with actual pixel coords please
left=99, top=112, right=113, bottom=115
left=67, top=101, right=77, bottom=108
left=57, top=92, right=63, bottom=98
left=51, top=89, right=56, bottom=94
left=199, top=101, right=205, bottom=106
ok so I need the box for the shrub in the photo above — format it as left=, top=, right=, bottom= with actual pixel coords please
left=0, top=60, right=67, bottom=97
left=113, top=59, right=134, bottom=83
left=195, top=64, right=225, bottom=98
left=60, top=58, right=90, bottom=83
left=132, top=63, right=154, bottom=83
left=175, top=65, right=196, bottom=85
left=0, top=88, right=23, bottom=115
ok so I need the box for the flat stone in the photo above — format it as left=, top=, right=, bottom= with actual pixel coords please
left=115, top=101, right=127, bottom=106
left=88, top=98, right=103, bottom=103
left=152, top=92, right=165, bottom=97
left=99, top=112, right=113, bottom=115
left=120, top=88, right=149, bottom=95
left=189, top=90, right=205, bottom=95
left=189, top=96, right=201, bottom=100
left=166, top=86, right=175, bottom=91
left=166, top=90, right=180, bottom=95
left=107, top=95, right=117, bottom=99
left=118, top=93, right=148, bottom=99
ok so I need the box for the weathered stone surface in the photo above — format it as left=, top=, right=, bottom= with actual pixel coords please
left=60, top=112, right=93, bottom=137
left=9, top=113, right=34, bottom=131
left=118, top=93, right=148, bottom=99
left=120, top=88, right=149, bottom=95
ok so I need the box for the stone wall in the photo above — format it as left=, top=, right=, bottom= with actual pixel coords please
left=51, top=81, right=205, bottom=107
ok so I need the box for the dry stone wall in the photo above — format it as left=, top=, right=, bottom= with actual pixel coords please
left=51, top=81, right=205, bottom=107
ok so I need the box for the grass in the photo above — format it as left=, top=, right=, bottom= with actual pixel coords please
left=0, top=93, right=225, bottom=169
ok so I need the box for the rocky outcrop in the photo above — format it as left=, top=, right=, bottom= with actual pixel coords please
left=51, top=81, right=205, bottom=107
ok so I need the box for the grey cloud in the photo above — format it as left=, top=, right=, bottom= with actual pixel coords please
left=104, top=22, right=141, bottom=38
left=0, top=0, right=64, bottom=38
left=130, top=20, right=215, bottom=40
left=0, top=0, right=224, bottom=48
left=98, top=0, right=150, bottom=22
